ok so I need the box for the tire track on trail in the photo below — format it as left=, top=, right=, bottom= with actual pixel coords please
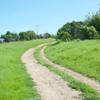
left=21, top=44, right=80, bottom=100
left=41, top=45, right=100, bottom=92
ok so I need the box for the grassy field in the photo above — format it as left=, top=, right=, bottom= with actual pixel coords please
left=34, top=46, right=100, bottom=100
left=0, top=39, right=51, bottom=100
left=45, top=40, right=100, bottom=81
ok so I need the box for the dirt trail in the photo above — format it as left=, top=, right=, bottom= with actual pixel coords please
left=41, top=45, right=100, bottom=92
left=21, top=45, right=80, bottom=100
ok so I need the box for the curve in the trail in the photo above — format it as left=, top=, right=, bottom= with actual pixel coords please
left=41, top=45, right=100, bottom=92
left=21, top=44, right=80, bottom=100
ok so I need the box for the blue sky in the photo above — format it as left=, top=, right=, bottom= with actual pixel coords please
left=0, top=0, right=100, bottom=35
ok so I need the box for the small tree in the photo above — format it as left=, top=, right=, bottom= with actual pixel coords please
left=43, top=33, right=51, bottom=39
left=19, top=31, right=36, bottom=41
left=57, top=31, right=71, bottom=41
left=86, top=13, right=100, bottom=34
left=1, top=31, right=19, bottom=42
left=80, top=25, right=98, bottom=40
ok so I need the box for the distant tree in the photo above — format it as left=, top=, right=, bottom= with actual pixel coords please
left=57, top=20, right=99, bottom=41
left=26, top=31, right=36, bottom=39
left=57, top=31, right=71, bottom=41
left=13, top=33, right=19, bottom=41
left=85, top=13, right=100, bottom=34
left=80, top=25, right=98, bottom=40
left=50, top=34, right=56, bottom=39
left=57, top=21, right=85, bottom=40
left=19, top=31, right=36, bottom=40
left=36, top=34, right=44, bottom=39
left=1, top=31, right=19, bottom=42
left=19, top=32, right=25, bottom=40
left=43, top=33, right=51, bottom=38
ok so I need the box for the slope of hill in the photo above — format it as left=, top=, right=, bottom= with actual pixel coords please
left=45, top=40, right=100, bottom=82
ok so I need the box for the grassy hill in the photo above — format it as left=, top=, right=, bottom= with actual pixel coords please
left=45, top=40, right=100, bottom=82
left=0, top=39, right=51, bottom=100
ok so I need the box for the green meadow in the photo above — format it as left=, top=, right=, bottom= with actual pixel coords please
left=0, top=39, right=50, bottom=100
left=45, top=40, right=100, bottom=82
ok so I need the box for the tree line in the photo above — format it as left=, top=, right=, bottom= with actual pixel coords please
left=1, top=9, right=100, bottom=42
left=0, top=31, right=52, bottom=42
left=57, top=10, right=100, bottom=41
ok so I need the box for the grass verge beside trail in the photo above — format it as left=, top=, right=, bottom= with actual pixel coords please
left=0, top=39, right=52, bottom=100
left=34, top=47, right=100, bottom=100
left=45, top=40, right=100, bottom=82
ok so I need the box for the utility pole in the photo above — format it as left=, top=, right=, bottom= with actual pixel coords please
left=35, top=25, right=39, bottom=34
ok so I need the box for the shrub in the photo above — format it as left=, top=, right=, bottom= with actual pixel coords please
left=80, top=26, right=98, bottom=40
left=1, top=31, right=19, bottom=42
left=19, top=31, right=36, bottom=41
left=57, top=31, right=71, bottom=41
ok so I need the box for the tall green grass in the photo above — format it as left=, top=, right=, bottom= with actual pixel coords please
left=45, top=40, right=100, bottom=81
left=0, top=39, right=51, bottom=100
